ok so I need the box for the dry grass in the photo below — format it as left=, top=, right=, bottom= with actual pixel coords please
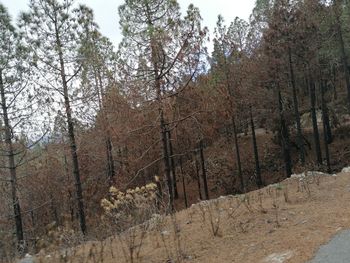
left=35, top=172, right=350, bottom=263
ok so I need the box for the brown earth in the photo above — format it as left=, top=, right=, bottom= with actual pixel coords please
left=36, top=171, right=350, bottom=263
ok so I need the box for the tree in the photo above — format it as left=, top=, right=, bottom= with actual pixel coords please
left=77, top=5, right=118, bottom=185
left=262, top=1, right=295, bottom=177
left=19, top=0, right=88, bottom=235
left=0, top=4, right=44, bottom=252
left=212, top=15, right=246, bottom=192
left=0, top=4, right=25, bottom=249
left=297, top=0, right=324, bottom=166
left=117, top=0, right=207, bottom=210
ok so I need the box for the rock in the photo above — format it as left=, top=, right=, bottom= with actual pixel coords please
left=262, top=250, right=293, bottom=263
left=291, top=172, right=306, bottom=178
left=341, top=167, right=350, bottom=173
left=161, top=230, right=170, bottom=236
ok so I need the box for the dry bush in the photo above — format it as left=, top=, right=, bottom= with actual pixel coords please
left=100, top=183, right=159, bottom=263
left=197, top=199, right=223, bottom=237
left=37, top=223, right=83, bottom=251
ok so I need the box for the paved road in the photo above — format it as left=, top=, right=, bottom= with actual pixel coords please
left=308, top=230, right=350, bottom=263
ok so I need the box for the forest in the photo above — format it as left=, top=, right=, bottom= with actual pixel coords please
left=1, top=0, right=350, bottom=261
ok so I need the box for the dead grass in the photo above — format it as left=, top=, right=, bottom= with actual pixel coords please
left=34, top=171, right=350, bottom=263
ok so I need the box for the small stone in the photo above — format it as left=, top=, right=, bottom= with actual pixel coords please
left=161, top=230, right=170, bottom=236
left=342, top=167, right=350, bottom=173
left=262, top=250, right=293, bottom=263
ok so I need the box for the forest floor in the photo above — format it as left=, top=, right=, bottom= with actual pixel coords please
left=34, top=169, right=350, bottom=263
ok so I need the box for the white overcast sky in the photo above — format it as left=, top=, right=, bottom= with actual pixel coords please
left=1, top=0, right=255, bottom=50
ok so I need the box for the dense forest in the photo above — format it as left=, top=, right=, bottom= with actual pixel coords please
left=1, top=0, right=350, bottom=260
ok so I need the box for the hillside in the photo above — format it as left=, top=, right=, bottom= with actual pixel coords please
left=31, top=170, right=350, bottom=263
left=3, top=0, right=350, bottom=260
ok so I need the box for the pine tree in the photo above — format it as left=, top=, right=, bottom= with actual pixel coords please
left=0, top=4, right=25, bottom=250
left=77, top=5, right=118, bottom=185
left=117, top=0, right=207, bottom=210
left=19, top=0, right=88, bottom=235
left=0, top=4, right=40, bottom=251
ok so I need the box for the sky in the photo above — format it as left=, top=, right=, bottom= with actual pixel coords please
left=1, top=0, right=255, bottom=50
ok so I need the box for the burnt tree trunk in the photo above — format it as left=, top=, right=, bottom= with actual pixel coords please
left=167, top=129, right=179, bottom=199
left=232, top=116, right=245, bottom=192
left=332, top=64, right=338, bottom=100
left=0, top=70, right=24, bottom=249
left=250, top=106, right=263, bottom=187
left=155, top=175, right=163, bottom=210
left=309, top=76, right=323, bottom=165
left=321, top=81, right=332, bottom=173
left=199, top=140, right=209, bottom=200
left=96, top=71, right=116, bottom=184
left=320, top=82, right=333, bottom=144
left=160, top=113, right=174, bottom=212
left=277, top=88, right=293, bottom=177
left=105, top=137, right=115, bottom=184
left=179, top=157, right=188, bottom=208
left=289, top=47, right=305, bottom=165
left=195, top=156, right=203, bottom=200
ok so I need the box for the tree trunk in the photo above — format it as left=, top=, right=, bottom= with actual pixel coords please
left=63, top=154, right=74, bottom=222
left=55, top=27, right=86, bottom=235
left=179, top=157, right=188, bottom=208
left=332, top=64, right=338, bottom=100
left=250, top=106, right=263, bottom=187
left=50, top=194, right=59, bottom=225
left=289, top=47, right=305, bottom=165
left=96, top=71, right=116, bottom=184
left=195, top=156, right=203, bottom=200
left=0, top=70, right=24, bottom=249
left=199, top=140, right=209, bottom=200
left=309, top=76, right=323, bottom=165
left=320, top=82, right=333, bottom=144
left=167, top=129, right=179, bottom=199
left=160, top=112, right=174, bottom=212
left=277, top=88, right=293, bottom=177
left=105, top=137, right=115, bottom=184
left=321, top=81, right=332, bottom=173
left=232, top=116, right=245, bottom=192
left=155, top=176, right=163, bottom=210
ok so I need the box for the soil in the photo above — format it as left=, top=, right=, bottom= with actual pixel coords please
left=36, top=171, right=350, bottom=263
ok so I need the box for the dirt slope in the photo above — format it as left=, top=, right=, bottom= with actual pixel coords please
left=37, top=171, right=350, bottom=263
